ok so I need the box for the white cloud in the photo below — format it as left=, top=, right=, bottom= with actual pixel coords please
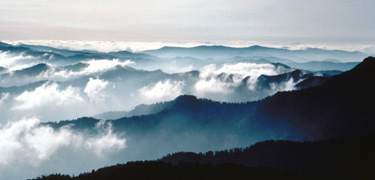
left=194, top=63, right=291, bottom=95
left=0, top=51, right=39, bottom=71
left=40, top=59, right=134, bottom=80
left=84, top=78, right=110, bottom=103
left=86, top=123, right=125, bottom=156
left=138, top=79, right=185, bottom=103
left=81, top=59, right=134, bottom=74
left=0, top=117, right=126, bottom=165
left=270, top=78, right=296, bottom=92
left=12, top=82, right=83, bottom=111
left=0, top=58, right=134, bottom=87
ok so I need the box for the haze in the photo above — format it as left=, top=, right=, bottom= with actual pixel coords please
left=1, top=0, right=375, bottom=43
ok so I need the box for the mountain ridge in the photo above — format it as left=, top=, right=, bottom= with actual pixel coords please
left=142, top=45, right=367, bottom=62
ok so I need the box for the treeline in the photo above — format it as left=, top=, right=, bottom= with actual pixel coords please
left=28, top=161, right=313, bottom=180
left=161, top=134, right=375, bottom=180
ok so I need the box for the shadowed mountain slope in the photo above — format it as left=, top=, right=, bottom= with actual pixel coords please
left=29, top=161, right=312, bottom=180
left=255, top=56, right=375, bottom=139
left=161, top=133, right=375, bottom=180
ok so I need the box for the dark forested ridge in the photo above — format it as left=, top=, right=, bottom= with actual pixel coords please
left=28, top=134, right=375, bottom=180
left=254, top=56, right=375, bottom=140
left=28, top=161, right=313, bottom=180
left=161, top=134, right=375, bottom=180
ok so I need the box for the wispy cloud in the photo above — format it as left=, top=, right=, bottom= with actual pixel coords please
left=0, top=51, right=39, bottom=71
left=0, top=117, right=125, bottom=165
left=40, top=59, right=134, bottom=80
left=84, top=78, right=112, bottom=103
left=194, top=63, right=290, bottom=95
left=12, top=82, right=83, bottom=111
left=138, top=79, right=185, bottom=103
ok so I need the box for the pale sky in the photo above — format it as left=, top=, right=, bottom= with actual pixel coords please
left=1, top=0, right=375, bottom=43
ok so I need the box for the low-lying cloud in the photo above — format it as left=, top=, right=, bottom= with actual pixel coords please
left=0, top=117, right=125, bottom=166
left=84, top=78, right=112, bottom=103
left=0, top=51, right=38, bottom=72
left=195, top=63, right=291, bottom=95
left=0, top=58, right=134, bottom=87
left=40, top=59, right=134, bottom=81
left=138, top=79, right=185, bottom=103
left=12, top=82, right=83, bottom=111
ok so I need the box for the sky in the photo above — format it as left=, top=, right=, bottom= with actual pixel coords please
left=1, top=0, right=375, bottom=45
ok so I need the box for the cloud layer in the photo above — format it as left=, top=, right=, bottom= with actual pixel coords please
left=0, top=117, right=125, bottom=178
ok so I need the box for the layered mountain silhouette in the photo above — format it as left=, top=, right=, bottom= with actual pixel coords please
left=254, top=56, right=375, bottom=139
left=45, top=57, right=375, bottom=164
left=36, top=59, right=375, bottom=179
left=0, top=42, right=152, bottom=65
left=22, top=52, right=375, bottom=180
left=142, top=45, right=366, bottom=63
left=287, top=61, right=360, bottom=71
left=0, top=41, right=365, bottom=72
left=105, top=58, right=372, bottom=138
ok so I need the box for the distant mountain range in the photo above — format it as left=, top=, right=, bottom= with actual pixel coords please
left=142, top=45, right=367, bottom=63
left=0, top=41, right=367, bottom=72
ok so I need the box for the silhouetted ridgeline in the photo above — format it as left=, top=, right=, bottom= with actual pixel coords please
left=142, top=45, right=366, bottom=63
left=0, top=41, right=363, bottom=72
left=254, top=56, right=375, bottom=140
left=28, top=161, right=313, bottom=180
left=161, top=134, right=375, bottom=180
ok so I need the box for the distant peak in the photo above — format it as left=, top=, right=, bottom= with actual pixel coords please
left=172, top=95, right=200, bottom=109
left=249, top=45, right=264, bottom=48
left=174, top=95, right=197, bottom=102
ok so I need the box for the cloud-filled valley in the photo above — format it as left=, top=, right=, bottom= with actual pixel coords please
left=0, top=57, right=324, bottom=122
left=0, top=41, right=372, bottom=180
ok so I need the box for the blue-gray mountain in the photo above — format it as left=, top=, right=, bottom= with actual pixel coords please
left=36, top=57, right=375, bottom=180
left=0, top=41, right=366, bottom=72
left=46, top=57, right=375, bottom=163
